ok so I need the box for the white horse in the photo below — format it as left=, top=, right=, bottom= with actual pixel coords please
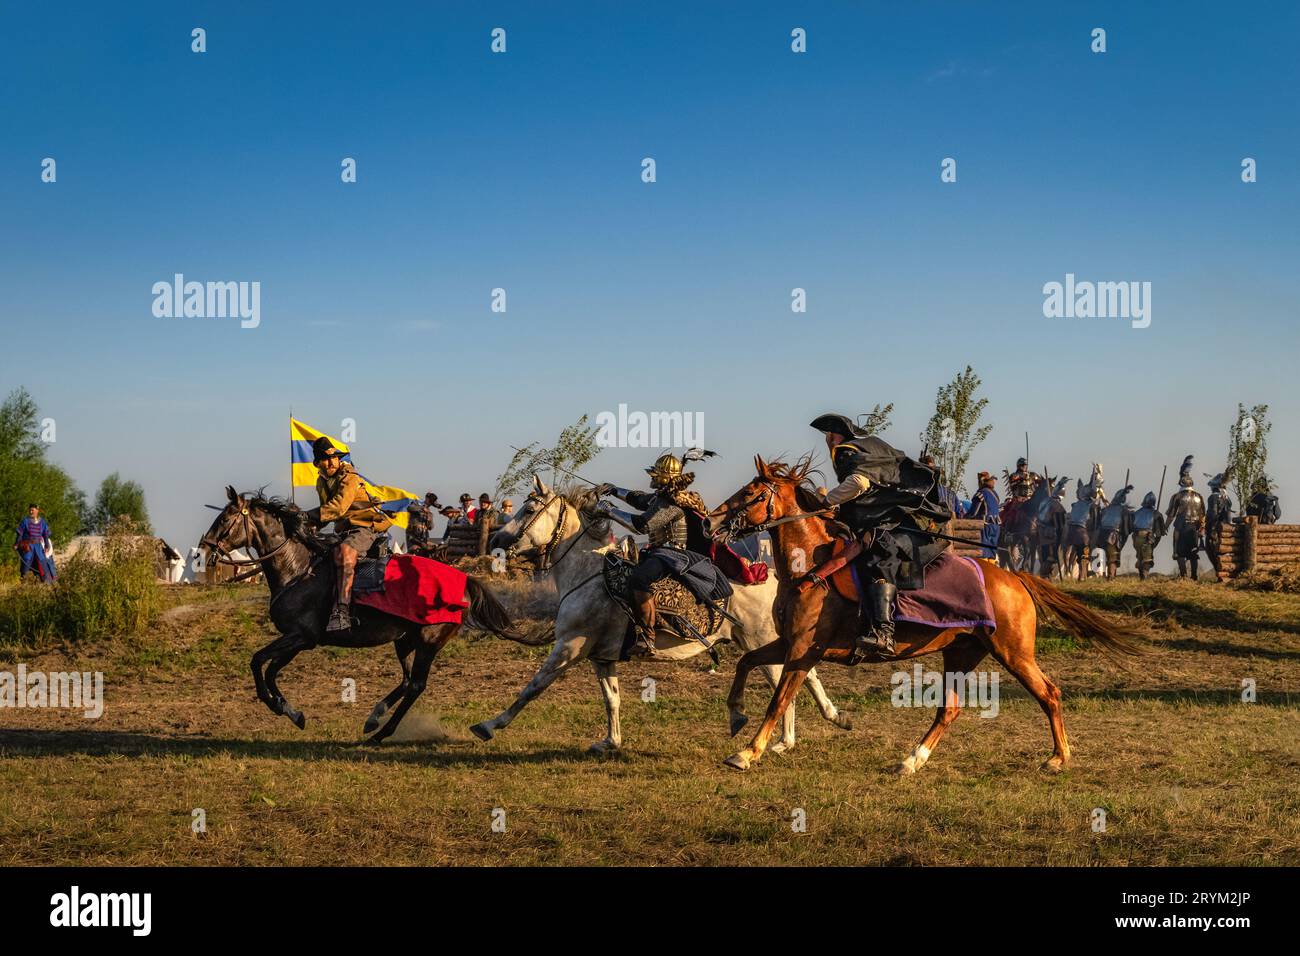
left=470, top=476, right=851, bottom=754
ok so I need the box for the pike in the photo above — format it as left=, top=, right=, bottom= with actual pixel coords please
left=508, top=445, right=600, bottom=488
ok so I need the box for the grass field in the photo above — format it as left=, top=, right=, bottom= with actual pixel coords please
left=1, top=576, right=1297, bottom=866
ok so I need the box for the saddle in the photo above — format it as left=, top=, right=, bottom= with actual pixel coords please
left=353, top=536, right=393, bottom=595
left=601, top=551, right=728, bottom=645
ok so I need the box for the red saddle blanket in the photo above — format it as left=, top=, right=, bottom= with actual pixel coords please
left=709, top=540, right=768, bottom=585
left=355, top=554, right=469, bottom=626
left=822, top=545, right=996, bottom=631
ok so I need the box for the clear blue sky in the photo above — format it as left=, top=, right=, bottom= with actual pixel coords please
left=2, top=1, right=1297, bottom=551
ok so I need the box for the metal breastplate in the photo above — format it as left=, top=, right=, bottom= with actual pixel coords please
left=1132, top=508, right=1156, bottom=532
left=1099, top=506, right=1125, bottom=532
left=1068, top=500, right=1093, bottom=526
left=1172, top=491, right=1205, bottom=528
left=644, top=498, right=688, bottom=549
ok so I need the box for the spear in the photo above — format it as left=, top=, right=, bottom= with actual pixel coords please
left=508, top=444, right=600, bottom=489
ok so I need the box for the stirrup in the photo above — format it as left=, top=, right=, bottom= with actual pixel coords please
left=327, top=604, right=352, bottom=633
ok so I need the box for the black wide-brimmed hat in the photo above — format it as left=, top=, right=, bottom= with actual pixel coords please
left=311, top=436, right=345, bottom=463
left=809, top=413, right=863, bottom=438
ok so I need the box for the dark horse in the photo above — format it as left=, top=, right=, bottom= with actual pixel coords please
left=199, top=487, right=538, bottom=742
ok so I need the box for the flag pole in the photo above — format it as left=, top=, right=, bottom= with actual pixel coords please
left=289, top=408, right=295, bottom=504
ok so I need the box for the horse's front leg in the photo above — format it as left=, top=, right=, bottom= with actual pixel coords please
left=725, top=639, right=788, bottom=738
left=251, top=633, right=303, bottom=720
left=262, top=634, right=313, bottom=729
left=725, top=635, right=821, bottom=771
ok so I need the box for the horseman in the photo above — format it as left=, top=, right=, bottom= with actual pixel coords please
left=966, top=471, right=1001, bottom=560
left=809, top=413, right=950, bottom=660
left=1005, top=458, right=1037, bottom=501
left=1037, top=477, right=1068, bottom=578
left=1165, top=455, right=1206, bottom=580
left=1204, top=472, right=1234, bottom=574
left=1130, top=492, right=1167, bottom=580
left=303, top=436, right=393, bottom=633
left=1097, top=485, right=1135, bottom=579
left=596, top=452, right=733, bottom=655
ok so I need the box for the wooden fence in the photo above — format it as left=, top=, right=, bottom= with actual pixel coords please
left=1213, top=517, right=1300, bottom=580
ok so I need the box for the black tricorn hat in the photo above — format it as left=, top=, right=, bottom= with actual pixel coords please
left=311, top=436, right=345, bottom=463
left=809, top=413, right=863, bottom=438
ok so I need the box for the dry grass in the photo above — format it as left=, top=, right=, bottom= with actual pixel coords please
left=0, top=576, right=1297, bottom=866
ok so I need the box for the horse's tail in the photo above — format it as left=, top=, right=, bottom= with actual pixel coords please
left=1011, top=570, right=1150, bottom=660
left=463, top=576, right=549, bottom=645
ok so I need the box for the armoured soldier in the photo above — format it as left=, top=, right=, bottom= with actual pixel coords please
left=597, top=452, right=732, bottom=655
left=1005, top=458, right=1038, bottom=502
left=1165, top=455, right=1206, bottom=579
left=1037, top=477, right=1069, bottom=578
left=405, top=492, right=438, bottom=556
left=810, top=413, right=950, bottom=660
left=1204, top=473, right=1234, bottom=574
left=1097, top=485, right=1135, bottom=579
left=1063, top=479, right=1102, bottom=579
left=1130, top=492, right=1166, bottom=580
left=1245, top=476, right=1281, bottom=525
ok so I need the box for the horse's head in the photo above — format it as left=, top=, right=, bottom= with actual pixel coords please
left=198, top=486, right=301, bottom=566
left=707, top=455, right=811, bottom=542
left=487, top=474, right=574, bottom=568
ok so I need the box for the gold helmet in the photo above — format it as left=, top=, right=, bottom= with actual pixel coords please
left=645, top=453, right=684, bottom=487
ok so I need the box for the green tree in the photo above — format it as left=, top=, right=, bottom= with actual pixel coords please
left=918, top=366, right=993, bottom=496
left=497, top=414, right=602, bottom=496
left=89, top=473, right=152, bottom=534
left=0, top=387, right=86, bottom=567
left=1227, top=403, right=1271, bottom=512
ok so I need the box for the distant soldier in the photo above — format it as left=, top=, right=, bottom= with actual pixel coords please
left=405, top=492, right=439, bottom=556
left=1165, top=455, right=1206, bottom=580
left=1245, top=476, right=1281, bottom=525
left=1097, top=485, right=1135, bottom=579
left=1037, top=477, right=1068, bottom=578
left=966, top=471, right=1001, bottom=560
left=1063, top=480, right=1102, bottom=579
left=1004, top=458, right=1038, bottom=502
left=1130, top=492, right=1166, bottom=580
left=1204, top=473, right=1234, bottom=574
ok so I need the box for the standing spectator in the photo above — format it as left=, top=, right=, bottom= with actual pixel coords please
left=14, top=503, right=56, bottom=582
left=1246, top=476, right=1282, bottom=525
left=456, top=493, right=474, bottom=524
left=474, top=493, right=498, bottom=527
left=499, top=499, right=515, bottom=522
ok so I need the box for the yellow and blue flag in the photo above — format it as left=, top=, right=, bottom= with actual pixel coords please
left=290, top=418, right=417, bottom=529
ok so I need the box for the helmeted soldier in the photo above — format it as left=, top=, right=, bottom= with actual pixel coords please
left=1204, top=473, right=1234, bottom=574
left=1165, top=455, right=1206, bottom=579
left=1005, top=458, right=1038, bottom=502
left=1037, top=476, right=1069, bottom=578
left=809, top=413, right=950, bottom=660
left=1063, top=479, right=1102, bottom=578
left=1097, top=485, right=1135, bottom=579
left=597, top=452, right=732, bottom=655
left=1245, top=476, right=1281, bottom=525
left=1130, top=491, right=1166, bottom=580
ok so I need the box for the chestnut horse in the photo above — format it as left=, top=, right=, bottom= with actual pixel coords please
left=707, top=456, right=1147, bottom=775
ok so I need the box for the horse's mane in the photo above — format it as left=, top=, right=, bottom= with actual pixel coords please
left=560, top=485, right=611, bottom=538
left=242, top=491, right=324, bottom=553
left=760, top=454, right=849, bottom=536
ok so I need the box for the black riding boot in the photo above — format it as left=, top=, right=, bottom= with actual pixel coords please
left=854, top=581, right=897, bottom=660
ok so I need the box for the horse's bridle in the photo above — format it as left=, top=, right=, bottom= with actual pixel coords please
left=200, top=499, right=292, bottom=568
left=506, top=492, right=572, bottom=573
left=717, top=481, right=833, bottom=540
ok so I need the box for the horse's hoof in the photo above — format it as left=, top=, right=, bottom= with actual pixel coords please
left=770, top=741, right=790, bottom=755
left=833, top=713, right=854, bottom=731
left=896, top=759, right=918, bottom=776
left=288, top=711, right=306, bottom=730
left=587, top=739, right=619, bottom=756
left=723, top=752, right=751, bottom=771
left=362, top=715, right=381, bottom=735
left=1041, top=757, right=1067, bottom=773
left=728, top=713, right=749, bottom=737
left=469, top=722, right=494, bottom=742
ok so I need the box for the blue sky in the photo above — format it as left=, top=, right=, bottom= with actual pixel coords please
left=2, top=1, right=1297, bottom=550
